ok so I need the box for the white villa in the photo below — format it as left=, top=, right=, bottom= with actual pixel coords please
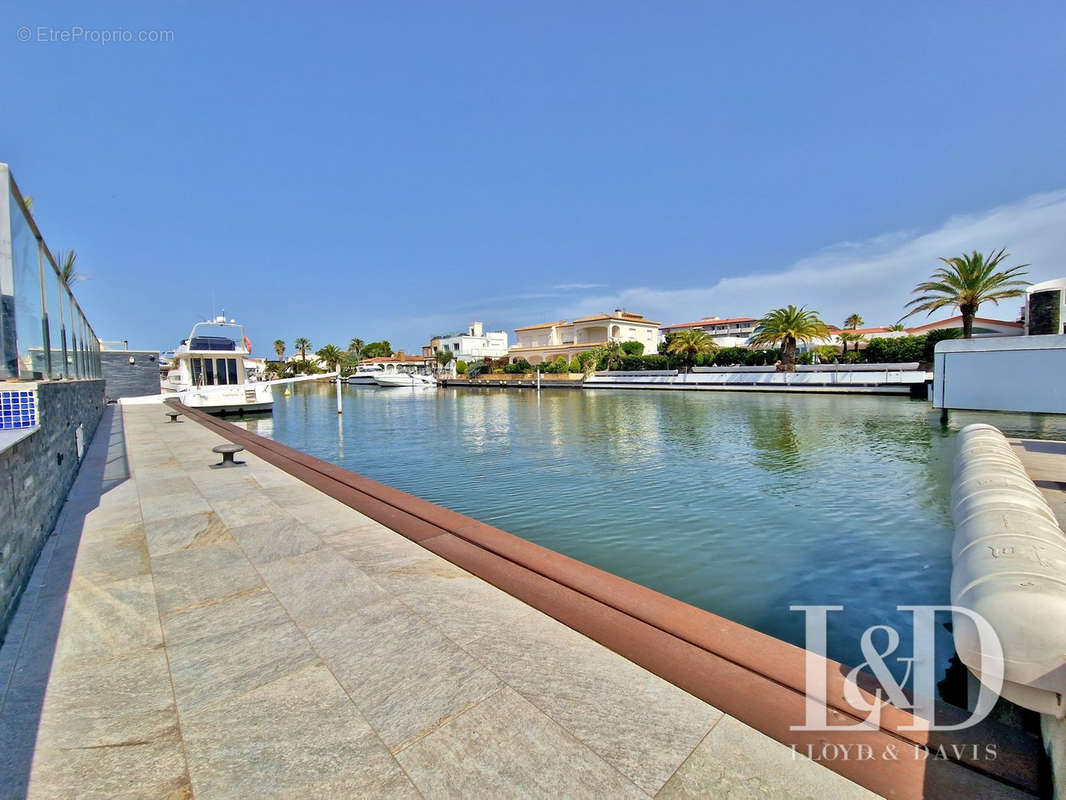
left=508, top=310, right=660, bottom=364
left=423, top=322, right=508, bottom=362
left=659, top=316, right=759, bottom=347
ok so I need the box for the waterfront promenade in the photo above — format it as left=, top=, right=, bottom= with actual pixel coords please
left=0, top=404, right=879, bottom=798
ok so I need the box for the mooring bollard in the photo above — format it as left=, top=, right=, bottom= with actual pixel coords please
left=210, top=443, right=245, bottom=468
left=165, top=410, right=183, bottom=423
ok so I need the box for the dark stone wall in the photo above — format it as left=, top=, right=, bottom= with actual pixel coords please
left=1028, top=290, right=1063, bottom=336
left=101, top=350, right=160, bottom=400
left=0, top=379, right=104, bottom=642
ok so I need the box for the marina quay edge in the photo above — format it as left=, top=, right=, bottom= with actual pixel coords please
left=3, top=5, right=1066, bottom=799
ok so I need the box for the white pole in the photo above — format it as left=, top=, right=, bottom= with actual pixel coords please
left=336, top=371, right=342, bottom=414
left=536, top=369, right=541, bottom=391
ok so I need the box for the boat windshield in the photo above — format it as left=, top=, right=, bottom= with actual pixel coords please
left=187, top=323, right=244, bottom=352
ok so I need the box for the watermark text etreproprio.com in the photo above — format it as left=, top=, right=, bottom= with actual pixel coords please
left=16, top=25, right=174, bottom=45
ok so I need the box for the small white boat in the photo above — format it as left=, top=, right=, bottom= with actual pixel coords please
left=373, top=372, right=437, bottom=388
left=162, top=316, right=273, bottom=414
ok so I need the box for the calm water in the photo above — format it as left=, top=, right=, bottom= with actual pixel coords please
left=237, top=384, right=1066, bottom=692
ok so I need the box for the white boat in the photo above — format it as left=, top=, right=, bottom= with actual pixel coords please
left=373, top=372, right=437, bottom=388
left=347, top=364, right=384, bottom=385
left=162, top=316, right=274, bottom=414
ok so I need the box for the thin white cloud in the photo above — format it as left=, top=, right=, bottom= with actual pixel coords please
left=552, top=283, right=606, bottom=290
left=553, top=189, right=1066, bottom=328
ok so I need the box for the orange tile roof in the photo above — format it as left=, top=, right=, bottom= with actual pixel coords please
left=905, top=315, right=1023, bottom=333
left=661, top=317, right=758, bottom=331
left=826, top=327, right=893, bottom=336
left=514, top=320, right=567, bottom=332
left=573, top=313, right=661, bottom=325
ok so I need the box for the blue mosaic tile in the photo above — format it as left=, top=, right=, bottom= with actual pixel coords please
left=0, top=390, right=38, bottom=429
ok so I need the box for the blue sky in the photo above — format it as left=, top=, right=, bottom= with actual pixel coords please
left=4, top=1, right=1065, bottom=353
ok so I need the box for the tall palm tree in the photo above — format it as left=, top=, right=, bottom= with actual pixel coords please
left=751, top=306, right=829, bottom=372
left=904, top=249, right=1029, bottom=338
left=844, top=314, right=864, bottom=330
left=316, top=344, right=344, bottom=372
left=348, top=337, right=364, bottom=357
left=294, top=337, right=312, bottom=361
left=666, top=329, right=719, bottom=372
left=888, top=323, right=906, bottom=331
left=273, top=339, right=286, bottom=362
left=56, top=250, right=85, bottom=286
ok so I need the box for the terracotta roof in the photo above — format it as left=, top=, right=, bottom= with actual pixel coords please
left=573, top=313, right=660, bottom=325
left=825, top=327, right=893, bottom=337
left=905, top=315, right=1023, bottom=333
left=661, top=317, right=758, bottom=331
left=514, top=320, right=567, bottom=332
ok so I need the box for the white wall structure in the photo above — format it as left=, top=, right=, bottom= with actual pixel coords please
left=659, top=316, right=758, bottom=344
left=934, top=335, right=1066, bottom=414
left=427, top=322, right=509, bottom=361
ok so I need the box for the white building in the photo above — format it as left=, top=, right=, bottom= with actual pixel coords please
left=423, top=322, right=509, bottom=362
left=659, top=316, right=759, bottom=347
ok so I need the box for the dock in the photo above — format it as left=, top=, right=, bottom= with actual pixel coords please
left=0, top=405, right=1041, bottom=798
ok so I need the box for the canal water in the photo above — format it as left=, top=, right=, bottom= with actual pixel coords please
left=237, top=384, right=1066, bottom=697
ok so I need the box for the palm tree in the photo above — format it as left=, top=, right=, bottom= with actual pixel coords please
left=844, top=314, right=864, bottom=330
left=316, top=344, right=344, bottom=372
left=666, top=329, right=719, bottom=372
left=888, top=323, right=906, bottom=331
left=435, top=349, right=455, bottom=372
left=348, top=338, right=364, bottom=358
left=751, top=305, right=829, bottom=372
left=56, top=250, right=85, bottom=286
left=904, top=249, right=1029, bottom=338
left=273, top=339, right=286, bottom=362
left=294, top=337, right=312, bottom=361
left=837, top=331, right=862, bottom=355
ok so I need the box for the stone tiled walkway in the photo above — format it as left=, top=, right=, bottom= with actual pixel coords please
left=0, top=405, right=876, bottom=798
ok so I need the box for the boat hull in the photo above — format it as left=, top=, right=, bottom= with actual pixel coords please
left=373, top=374, right=436, bottom=388
left=180, top=384, right=274, bottom=415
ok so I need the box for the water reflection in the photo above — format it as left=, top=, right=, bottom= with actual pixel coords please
left=256, top=384, right=1066, bottom=695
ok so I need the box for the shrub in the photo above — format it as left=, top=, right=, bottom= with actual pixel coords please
left=713, top=347, right=748, bottom=366
left=843, top=350, right=863, bottom=363
left=455, top=360, right=468, bottom=374
left=503, top=358, right=532, bottom=374
left=567, top=357, right=581, bottom=373
left=795, top=351, right=814, bottom=365
left=640, top=354, right=670, bottom=370
left=813, top=345, right=839, bottom=363
left=621, top=341, right=644, bottom=357
left=923, top=328, right=961, bottom=361
left=543, top=356, right=569, bottom=374
left=745, top=348, right=780, bottom=366
left=863, top=335, right=926, bottom=364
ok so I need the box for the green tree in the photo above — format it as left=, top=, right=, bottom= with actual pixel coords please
left=904, top=248, right=1029, bottom=338
left=361, top=340, right=392, bottom=359
left=844, top=314, right=864, bottom=330
left=455, top=359, right=468, bottom=375
left=837, top=331, right=862, bottom=354
left=348, top=338, right=364, bottom=358
left=750, top=306, right=829, bottom=372
left=888, top=323, right=906, bottom=331
left=665, top=329, right=719, bottom=372
left=273, top=339, right=286, bottom=361
left=316, top=344, right=344, bottom=372
left=294, top=337, right=312, bottom=361
left=435, top=348, right=455, bottom=371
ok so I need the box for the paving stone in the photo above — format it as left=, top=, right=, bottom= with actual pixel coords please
left=151, top=538, right=263, bottom=615
left=396, top=686, right=646, bottom=799
left=181, top=662, right=417, bottom=798
left=657, top=714, right=878, bottom=799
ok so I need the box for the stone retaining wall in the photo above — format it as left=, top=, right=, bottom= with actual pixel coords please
left=0, top=379, right=104, bottom=642
left=100, top=350, right=160, bottom=401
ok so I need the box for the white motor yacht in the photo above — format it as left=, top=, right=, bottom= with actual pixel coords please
left=162, top=316, right=273, bottom=414
left=373, top=371, right=437, bottom=388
